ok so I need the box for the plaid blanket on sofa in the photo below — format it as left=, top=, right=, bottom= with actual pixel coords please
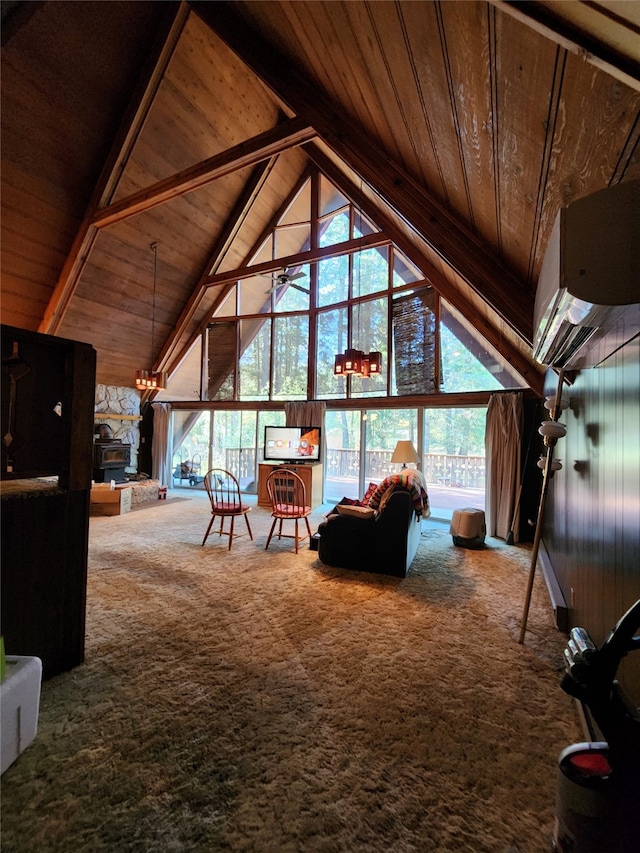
left=366, top=471, right=430, bottom=519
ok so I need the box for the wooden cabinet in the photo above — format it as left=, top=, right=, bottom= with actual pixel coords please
left=1, top=325, right=96, bottom=680
left=258, top=462, right=323, bottom=509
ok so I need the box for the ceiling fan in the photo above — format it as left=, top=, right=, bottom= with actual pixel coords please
left=264, top=267, right=309, bottom=294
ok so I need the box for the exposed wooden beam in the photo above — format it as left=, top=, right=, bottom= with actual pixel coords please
left=491, top=1, right=640, bottom=93
left=190, top=0, right=534, bottom=344
left=304, top=146, right=543, bottom=395
left=169, top=388, right=540, bottom=414
left=160, top=166, right=318, bottom=393
left=91, top=117, right=316, bottom=229
left=202, top=232, right=391, bottom=289
left=39, top=1, right=190, bottom=335
left=141, top=157, right=280, bottom=404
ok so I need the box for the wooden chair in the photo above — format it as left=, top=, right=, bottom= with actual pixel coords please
left=202, top=468, right=253, bottom=549
left=265, top=468, right=312, bottom=553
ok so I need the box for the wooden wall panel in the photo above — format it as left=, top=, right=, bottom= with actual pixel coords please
left=542, top=335, right=640, bottom=704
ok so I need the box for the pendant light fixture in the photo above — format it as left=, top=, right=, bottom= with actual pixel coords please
left=333, top=189, right=382, bottom=379
left=334, top=349, right=382, bottom=377
left=135, top=241, right=167, bottom=391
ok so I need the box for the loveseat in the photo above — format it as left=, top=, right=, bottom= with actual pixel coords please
left=316, top=473, right=429, bottom=578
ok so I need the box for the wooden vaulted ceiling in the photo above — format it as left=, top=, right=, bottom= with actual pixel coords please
left=2, top=0, right=639, bottom=401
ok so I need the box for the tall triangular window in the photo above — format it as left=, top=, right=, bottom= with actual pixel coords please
left=179, top=170, right=525, bottom=402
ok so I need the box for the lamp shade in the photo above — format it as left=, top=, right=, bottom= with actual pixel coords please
left=390, top=440, right=419, bottom=466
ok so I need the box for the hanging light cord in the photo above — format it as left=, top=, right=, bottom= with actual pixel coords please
left=150, top=241, right=158, bottom=365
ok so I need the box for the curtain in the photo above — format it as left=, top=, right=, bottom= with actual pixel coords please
left=285, top=401, right=327, bottom=460
left=150, top=402, right=171, bottom=486
left=485, top=392, right=523, bottom=542
left=284, top=401, right=326, bottom=428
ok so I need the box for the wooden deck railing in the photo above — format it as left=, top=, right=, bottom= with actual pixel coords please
left=196, top=447, right=486, bottom=491
left=320, top=448, right=485, bottom=489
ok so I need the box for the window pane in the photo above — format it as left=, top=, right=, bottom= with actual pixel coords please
left=353, top=247, right=388, bottom=297
left=422, top=407, right=486, bottom=517
left=316, top=307, right=347, bottom=399
left=238, top=318, right=271, bottom=401
left=274, top=223, right=311, bottom=259
left=211, top=411, right=259, bottom=490
left=324, top=409, right=361, bottom=503
left=214, top=286, right=237, bottom=317
left=210, top=410, right=241, bottom=469
left=207, top=322, right=236, bottom=400
left=239, top=276, right=271, bottom=316
left=238, top=411, right=258, bottom=491
left=257, top=410, right=285, bottom=463
left=280, top=179, right=311, bottom=225
left=365, top=408, right=417, bottom=482
left=171, top=411, right=210, bottom=487
left=319, top=209, right=350, bottom=247
left=273, top=264, right=310, bottom=313
left=353, top=209, right=379, bottom=238
left=351, top=297, right=387, bottom=398
left=272, top=314, right=308, bottom=400
left=392, top=249, right=423, bottom=287
left=318, top=255, right=348, bottom=307
left=320, top=175, right=349, bottom=216
left=251, top=235, right=273, bottom=266
left=439, top=301, right=526, bottom=391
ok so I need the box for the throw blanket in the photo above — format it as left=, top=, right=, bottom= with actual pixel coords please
left=367, top=472, right=431, bottom=519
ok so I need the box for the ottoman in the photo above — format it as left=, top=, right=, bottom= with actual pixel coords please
left=450, top=508, right=486, bottom=549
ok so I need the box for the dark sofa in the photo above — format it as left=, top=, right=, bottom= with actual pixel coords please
left=316, top=488, right=422, bottom=578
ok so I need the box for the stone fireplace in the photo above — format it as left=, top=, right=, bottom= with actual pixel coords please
left=94, top=384, right=141, bottom=475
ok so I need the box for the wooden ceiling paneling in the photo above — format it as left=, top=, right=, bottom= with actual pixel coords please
left=493, top=9, right=560, bottom=286
left=2, top=0, right=638, bottom=397
left=1, top=0, right=167, bottom=331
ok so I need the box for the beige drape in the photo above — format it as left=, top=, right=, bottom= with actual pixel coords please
left=284, top=401, right=326, bottom=428
left=150, top=402, right=172, bottom=486
left=485, top=392, right=523, bottom=542
left=285, top=401, right=326, bottom=461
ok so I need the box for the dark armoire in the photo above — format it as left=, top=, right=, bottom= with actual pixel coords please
left=1, top=325, right=96, bottom=679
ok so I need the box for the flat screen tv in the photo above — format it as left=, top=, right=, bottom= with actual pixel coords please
left=264, top=425, right=321, bottom=464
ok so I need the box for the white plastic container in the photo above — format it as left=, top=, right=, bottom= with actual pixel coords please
left=1, top=655, right=42, bottom=774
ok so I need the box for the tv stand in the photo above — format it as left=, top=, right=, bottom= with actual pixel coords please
left=257, top=462, right=323, bottom=509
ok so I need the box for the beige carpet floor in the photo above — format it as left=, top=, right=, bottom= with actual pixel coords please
left=0, top=491, right=580, bottom=852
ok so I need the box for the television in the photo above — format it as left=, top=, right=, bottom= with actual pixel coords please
left=264, top=425, right=321, bottom=464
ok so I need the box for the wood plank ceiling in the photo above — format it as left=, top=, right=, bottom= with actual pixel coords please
left=2, top=0, right=639, bottom=400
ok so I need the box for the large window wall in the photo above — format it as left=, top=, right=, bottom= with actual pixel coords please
left=323, top=405, right=485, bottom=516
left=172, top=403, right=485, bottom=519
left=169, top=171, right=518, bottom=516
left=201, top=173, right=525, bottom=405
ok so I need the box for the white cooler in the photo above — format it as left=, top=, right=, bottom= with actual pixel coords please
left=1, top=655, right=42, bottom=774
left=450, top=508, right=486, bottom=549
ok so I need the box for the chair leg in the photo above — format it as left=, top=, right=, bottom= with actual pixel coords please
left=244, top=514, right=253, bottom=540
left=294, top=518, right=299, bottom=553
left=202, top=514, right=216, bottom=546
left=228, top=515, right=235, bottom=550
left=304, top=517, right=312, bottom=537
left=265, top=517, right=278, bottom=550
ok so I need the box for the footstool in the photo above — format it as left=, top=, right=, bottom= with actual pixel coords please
left=450, top=508, right=486, bottom=549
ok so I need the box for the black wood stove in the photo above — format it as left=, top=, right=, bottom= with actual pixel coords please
left=92, top=439, right=131, bottom=483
